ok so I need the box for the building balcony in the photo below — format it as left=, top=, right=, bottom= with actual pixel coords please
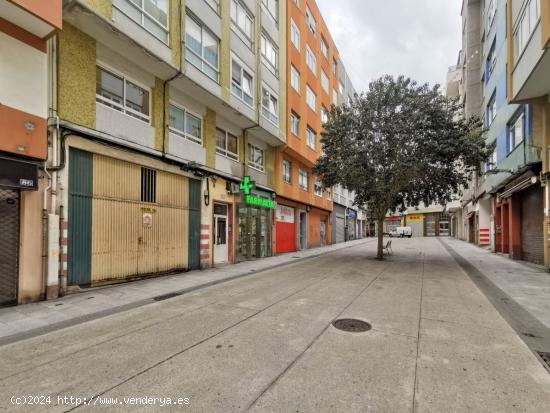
left=1, top=0, right=62, bottom=38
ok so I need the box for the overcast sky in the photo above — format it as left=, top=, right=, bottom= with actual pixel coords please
left=316, top=0, right=462, bottom=93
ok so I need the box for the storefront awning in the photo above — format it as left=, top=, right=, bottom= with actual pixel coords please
left=465, top=211, right=475, bottom=220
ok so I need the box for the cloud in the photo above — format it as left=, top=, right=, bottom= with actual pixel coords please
left=317, top=0, right=462, bottom=93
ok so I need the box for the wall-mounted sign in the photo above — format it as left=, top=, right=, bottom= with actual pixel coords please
left=0, top=156, right=38, bottom=191
left=276, top=205, right=295, bottom=223
left=141, top=207, right=157, bottom=213
left=240, top=176, right=275, bottom=209
left=143, top=212, right=153, bottom=227
left=406, top=214, right=424, bottom=222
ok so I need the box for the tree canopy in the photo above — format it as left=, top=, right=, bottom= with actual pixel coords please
left=314, top=75, right=492, bottom=258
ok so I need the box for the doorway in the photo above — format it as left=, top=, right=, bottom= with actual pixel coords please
left=214, top=203, right=228, bottom=264
left=0, top=189, right=19, bottom=306
left=320, top=220, right=327, bottom=246
left=299, top=210, right=307, bottom=250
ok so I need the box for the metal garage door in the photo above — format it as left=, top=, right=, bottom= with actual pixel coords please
left=0, top=189, right=19, bottom=306
left=409, top=220, right=424, bottom=237
left=336, top=214, right=345, bottom=243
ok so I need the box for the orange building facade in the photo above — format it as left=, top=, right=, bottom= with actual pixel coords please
left=274, top=0, right=340, bottom=253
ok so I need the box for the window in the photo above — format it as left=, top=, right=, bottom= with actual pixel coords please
left=339, top=80, right=344, bottom=94
left=169, top=104, right=202, bottom=144
left=96, top=66, right=150, bottom=123
left=231, top=0, right=253, bottom=44
left=306, top=126, right=316, bottom=149
left=216, top=127, right=239, bottom=160
left=486, top=41, right=496, bottom=81
left=321, top=70, right=329, bottom=93
left=487, top=0, right=496, bottom=32
left=290, top=19, right=300, bottom=50
left=262, top=0, right=277, bottom=21
left=261, top=33, right=278, bottom=72
left=283, top=159, right=292, bottom=183
left=291, top=65, right=300, bottom=93
left=332, top=58, right=337, bottom=75
left=326, top=186, right=332, bottom=200
left=293, top=0, right=300, bottom=6
left=514, top=0, right=540, bottom=60
left=114, top=0, right=169, bottom=43
left=487, top=93, right=496, bottom=126
left=306, top=6, right=316, bottom=35
left=299, top=169, right=309, bottom=191
left=306, top=45, right=317, bottom=75
left=262, top=87, right=278, bottom=125
left=231, top=59, right=254, bottom=107
left=321, top=106, right=328, bottom=124
left=508, top=110, right=525, bottom=152
left=306, top=85, right=316, bottom=112
left=248, top=144, right=264, bottom=172
left=314, top=176, right=322, bottom=196
left=333, top=88, right=338, bottom=106
left=290, top=111, right=300, bottom=136
left=185, top=14, right=219, bottom=82
left=204, top=0, right=219, bottom=13
left=141, top=167, right=156, bottom=203
left=321, top=36, right=329, bottom=59
left=485, top=148, right=497, bottom=172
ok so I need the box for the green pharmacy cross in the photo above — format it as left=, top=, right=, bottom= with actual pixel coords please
left=239, top=176, right=275, bottom=209
left=240, top=176, right=255, bottom=195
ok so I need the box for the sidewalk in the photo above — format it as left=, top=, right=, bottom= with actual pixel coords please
left=442, top=237, right=550, bottom=330
left=0, top=238, right=373, bottom=344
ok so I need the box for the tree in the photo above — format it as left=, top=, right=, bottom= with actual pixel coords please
left=314, top=75, right=493, bottom=259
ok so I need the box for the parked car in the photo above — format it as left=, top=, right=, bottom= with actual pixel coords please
left=389, top=226, right=412, bottom=238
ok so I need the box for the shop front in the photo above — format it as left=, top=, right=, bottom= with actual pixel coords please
left=275, top=204, right=296, bottom=253
left=236, top=177, right=275, bottom=261
left=405, top=214, right=424, bottom=237
left=347, top=208, right=357, bottom=240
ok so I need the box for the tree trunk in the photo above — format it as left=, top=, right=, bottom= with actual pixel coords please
left=377, top=217, right=384, bottom=260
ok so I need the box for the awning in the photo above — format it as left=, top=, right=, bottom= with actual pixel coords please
left=385, top=217, right=401, bottom=221
left=465, top=211, right=475, bottom=220
left=498, top=176, right=538, bottom=200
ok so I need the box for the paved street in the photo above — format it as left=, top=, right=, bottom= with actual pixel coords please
left=2, top=238, right=550, bottom=412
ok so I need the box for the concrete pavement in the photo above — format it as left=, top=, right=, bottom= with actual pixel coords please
left=1, top=238, right=550, bottom=412
left=0, top=238, right=371, bottom=345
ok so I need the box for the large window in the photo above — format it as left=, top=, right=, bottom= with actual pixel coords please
left=487, top=0, right=496, bottom=31
left=262, top=87, right=278, bottom=125
left=306, top=6, right=316, bottom=36
left=332, top=58, right=337, bottom=75
left=248, top=144, right=264, bottom=172
left=96, top=66, right=150, bottom=123
left=231, top=0, right=253, bottom=45
left=306, top=45, right=317, bottom=75
left=321, top=70, right=329, bottom=93
left=290, top=111, right=300, bottom=136
left=185, top=14, right=219, bottom=82
left=291, top=65, right=300, bottom=93
left=261, top=33, right=278, bottom=73
left=508, top=110, right=525, bottom=153
left=283, top=159, right=291, bottom=183
left=321, top=36, right=329, bottom=59
left=216, top=127, right=239, bottom=160
left=306, top=126, right=316, bottom=149
left=290, top=19, right=300, bottom=50
left=321, top=106, right=328, bottom=124
left=299, top=169, right=309, bottom=191
left=514, top=0, right=540, bottom=60
left=114, top=0, right=169, bottom=43
left=306, top=85, right=316, bottom=112
left=486, top=40, right=496, bottom=81
left=487, top=92, right=496, bottom=126
left=314, top=176, right=322, bottom=197
left=169, top=104, right=202, bottom=144
left=231, top=59, right=254, bottom=107
left=262, top=0, right=277, bottom=21
left=332, top=88, right=338, bottom=106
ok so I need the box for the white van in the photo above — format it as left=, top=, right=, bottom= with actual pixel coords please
left=389, top=226, right=412, bottom=238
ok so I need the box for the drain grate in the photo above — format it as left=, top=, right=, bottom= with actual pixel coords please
left=332, top=318, right=371, bottom=333
left=538, top=352, right=550, bottom=370
left=153, top=291, right=184, bottom=301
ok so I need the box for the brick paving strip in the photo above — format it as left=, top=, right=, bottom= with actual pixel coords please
left=0, top=238, right=374, bottom=346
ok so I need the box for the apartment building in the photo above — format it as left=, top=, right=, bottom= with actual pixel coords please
left=273, top=0, right=341, bottom=252
left=45, top=0, right=286, bottom=296
left=507, top=0, right=550, bottom=266
left=0, top=0, right=62, bottom=305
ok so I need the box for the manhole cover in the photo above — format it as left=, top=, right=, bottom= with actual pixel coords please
left=332, top=319, right=371, bottom=333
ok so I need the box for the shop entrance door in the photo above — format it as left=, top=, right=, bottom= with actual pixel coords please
left=299, top=211, right=307, bottom=250
left=214, top=203, right=228, bottom=263
left=238, top=205, right=272, bottom=261
left=320, top=220, right=327, bottom=246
